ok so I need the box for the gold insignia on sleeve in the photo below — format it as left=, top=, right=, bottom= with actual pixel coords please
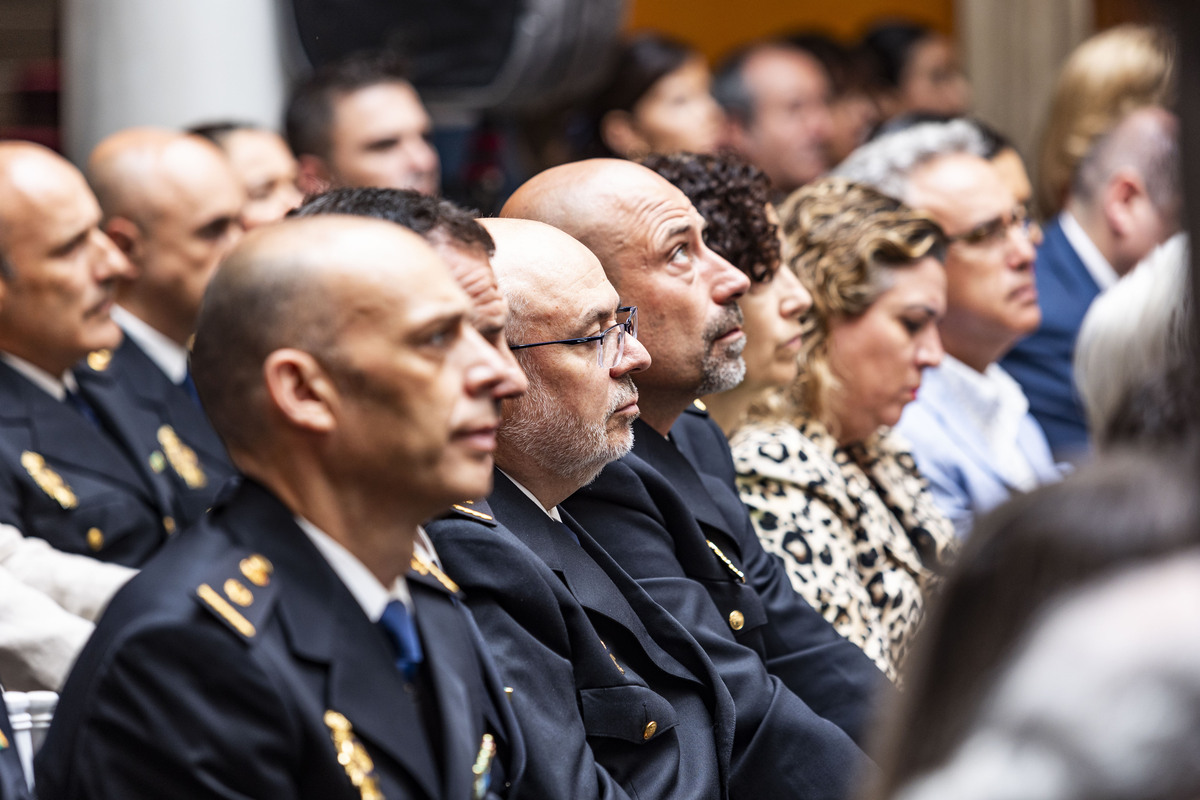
left=411, top=552, right=460, bottom=593
left=239, top=554, right=273, bottom=587
left=324, top=710, right=383, bottom=800
left=452, top=503, right=493, bottom=521
left=86, top=349, right=112, bottom=372
left=196, top=583, right=256, bottom=637
left=472, top=733, right=497, bottom=800
left=705, top=539, right=746, bottom=583
left=20, top=451, right=77, bottom=509
left=157, top=425, right=208, bottom=489
left=223, top=578, right=254, bottom=607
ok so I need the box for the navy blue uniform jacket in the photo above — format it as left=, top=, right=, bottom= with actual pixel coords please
left=0, top=359, right=175, bottom=566
left=35, top=479, right=524, bottom=800
left=566, top=412, right=892, bottom=748
left=0, top=703, right=30, bottom=800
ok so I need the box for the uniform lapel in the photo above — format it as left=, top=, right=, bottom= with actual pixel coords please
left=632, top=419, right=736, bottom=538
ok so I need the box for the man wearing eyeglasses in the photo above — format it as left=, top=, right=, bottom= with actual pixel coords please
left=837, top=120, right=1060, bottom=537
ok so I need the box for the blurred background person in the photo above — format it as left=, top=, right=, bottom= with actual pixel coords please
left=1035, top=24, right=1174, bottom=219
left=713, top=39, right=834, bottom=199
left=864, top=446, right=1200, bottom=800
left=586, top=32, right=724, bottom=160
left=860, top=20, right=970, bottom=124
left=1002, top=106, right=1180, bottom=462
left=189, top=122, right=304, bottom=229
left=735, top=178, right=954, bottom=682
left=785, top=32, right=883, bottom=168
left=642, top=151, right=810, bottom=436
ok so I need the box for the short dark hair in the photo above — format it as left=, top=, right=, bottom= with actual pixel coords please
left=642, top=152, right=780, bottom=283
left=593, top=33, right=695, bottom=116
left=186, top=120, right=261, bottom=147
left=711, top=46, right=757, bottom=124
left=860, top=21, right=936, bottom=91
left=290, top=187, right=494, bottom=255
left=284, top=50, right=412, bottom=161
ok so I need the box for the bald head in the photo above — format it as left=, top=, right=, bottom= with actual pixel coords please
left=192, top=215, right=446, bottom=453
left=88, top=127, right=246, bottom=345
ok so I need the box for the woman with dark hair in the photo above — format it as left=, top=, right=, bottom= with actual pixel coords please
left=734, top=178, right=955, bottom=681
left=861, top=21, right=969, bottom=122
left=589, top=33, right=724, bottom=159
left=865, top=445, right=1200, bottom=800
left=643, top=152, right=811, bottom=435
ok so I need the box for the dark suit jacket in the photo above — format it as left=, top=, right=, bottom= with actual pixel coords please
left=76, top=336, right=235, bottom=526
left=0, top=702, right=30, bottom=800
left=0, top=360, right=173, bottom=566
left=1001, top=217, right=1100, bottom=460
left=566, top=414, right=891, bottom=748
left=35, top=479, right=523, bottom=800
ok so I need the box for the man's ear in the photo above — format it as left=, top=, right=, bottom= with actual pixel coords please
left=1102, top=168, right=1147, bottom=239
left=103, top=216, right=144, bottom=274
left=600, top=110, right=650, bottom=160
left=262, top=348, right=338, bottom=433
left=296, top=155, right=333, bottom=196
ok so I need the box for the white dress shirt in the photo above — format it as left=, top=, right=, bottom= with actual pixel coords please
left=1059, top=211, right=1119, bottom=290
left=112, top=305, right=189, bottom=384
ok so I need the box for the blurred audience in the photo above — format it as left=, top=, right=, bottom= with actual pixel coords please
left=837, top=120, right=1059, bottom=537
left=1002, top=106, right=1180, bottom=462
left=860, top=21, right=969, bottom=123
left=735, top=178, right=953, bottom=681
left=587, top=33, right=724, bottom=160
left=786, top=32, right=882, bottom=166
left=713, top=40, right=834, bottom=199
left=285, top=50, right=440, bottom=196
left=1076, top=233, right=1194, bottom=452
left=1036, top=24, right=1175, bottom=219
left=864, top=447, right=1200, bottom=800
left=642, top=152, right=810, bottom=436
left=189, top=122, right=304, bottom=228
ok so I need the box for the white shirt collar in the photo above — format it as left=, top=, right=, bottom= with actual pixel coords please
left=295, top=515, right=414, bottom=620
left=1059, top=211, right=1119, bottom=290
left=498, top=469, right=563, bottom=522
left=0, top=352, right=75, bottom=401
left=113, top=305, right=190, bottom=384
left=936, top=355, right=1039, bottom=490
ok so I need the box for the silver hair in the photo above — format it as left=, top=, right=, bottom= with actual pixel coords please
left=832, top=119, right=990, bottom=199
left=1074, top=233, right=1190, bottom=449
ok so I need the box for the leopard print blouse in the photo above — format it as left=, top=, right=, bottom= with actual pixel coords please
left=731, top=418, right=956, bottom=682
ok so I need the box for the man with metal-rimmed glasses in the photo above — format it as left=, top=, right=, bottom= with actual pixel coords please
left=836, top=119, right=1063, bottom=537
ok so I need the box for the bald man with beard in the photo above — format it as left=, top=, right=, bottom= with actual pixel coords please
left=506, top=159, right=892, bottom=752
left=83, top=128, right=245, bottom=526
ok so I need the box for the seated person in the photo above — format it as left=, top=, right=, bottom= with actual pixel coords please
left=189, top=121, right=304, bottom=228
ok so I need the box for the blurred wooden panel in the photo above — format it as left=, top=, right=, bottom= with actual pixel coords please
left=1094, top=0, right=1164, bottom=29
left=626, top=0, right=955, bottom=59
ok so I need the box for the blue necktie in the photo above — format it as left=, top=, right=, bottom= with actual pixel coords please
left=64, top=389, right=102, bottom=430
left=378, top=599, right=423, bottom=681
left=180, top=368, right=201, bottom=407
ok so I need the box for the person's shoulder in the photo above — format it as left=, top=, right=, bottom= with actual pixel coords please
left=428, top=501, right=558, bottom=595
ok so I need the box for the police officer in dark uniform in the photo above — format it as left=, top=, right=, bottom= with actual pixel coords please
left=0, top=142, right=180, bottom=567
left=35, top=216, right=524, bottom=799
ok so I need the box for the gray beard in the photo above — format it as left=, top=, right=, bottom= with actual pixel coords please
left=696, top=304, right=747, bottom=395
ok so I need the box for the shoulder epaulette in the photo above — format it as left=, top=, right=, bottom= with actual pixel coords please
left=410, top=552, right=460, bottom=594
left=685, top=398, right=709, bottom=416
left=193, top=551, right=279, bottom=642
left=441, top=498, right=498, bottom=526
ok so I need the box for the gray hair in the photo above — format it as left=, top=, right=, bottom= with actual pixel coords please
left=1074, top=233, right=1190, bottom=449
left=1072, top=107, right=1180, bottom=214
left=832, top=119, right=989, bottom=199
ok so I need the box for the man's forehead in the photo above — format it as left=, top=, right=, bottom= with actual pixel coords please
left=908, top=154, right=1012, bottom=228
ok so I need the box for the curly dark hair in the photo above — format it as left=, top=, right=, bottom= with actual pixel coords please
left=642, top=152, right=780, bottom=283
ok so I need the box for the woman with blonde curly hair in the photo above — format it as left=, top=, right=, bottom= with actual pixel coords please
left=1036, top=24, right=1174, bottom=218
left=732, top=177, right=955, bottom=681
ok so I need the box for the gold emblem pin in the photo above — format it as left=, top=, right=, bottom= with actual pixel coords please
left=86, top=349, right=112, bottom=372
left=692, top=398, right=707, bottom=411
left=705, top=539, right=746, bottom=583
left=157, top=425, right=207, bottom=489
left=223, top=578, right=254, bottom=607
left=148, top=451, right=166, bottom=473
left=324, top=710, right=383, bottom=800
left=239, top=554, right=273, bottom=587
left=87, top=527, right=104, bottom=551
left=21, top=451, right=77, bottom=509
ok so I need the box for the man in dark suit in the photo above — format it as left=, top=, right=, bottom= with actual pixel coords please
left=504, top=158, right=890, bottom=748
left=0, top=692, right=31, bottom=800
left=0, top=141, right=184, bottom=566
left=1001, top=106, right=1180, bottom=461
left=35, top=215, right=524, bottom=799
left=429, top=217, right=865, bottom=799
left=84, top=128, right=245, bottom=524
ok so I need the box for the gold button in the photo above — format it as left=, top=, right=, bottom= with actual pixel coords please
left=163, top=516, right=176, bottom=534
left=728, top=610, right=745, bottom=631
left=642, top=721, right=657, bottom=740
left=86, top=527, right=104, bottom=551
